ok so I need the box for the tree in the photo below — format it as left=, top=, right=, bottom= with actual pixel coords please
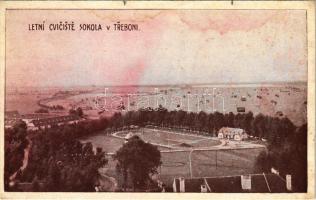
left=35, top=108, right=49, bottom=113
left=225, top=112, right=235, bottom=128
left=196, top=111, right=208, bottom=131
left=113, top=136, right=161, bottom=191
left=289, top=123, right=307, bottom=192
left=11, top=121, right=108, bottom=192
left=4, top=120, right=28, bottom=188
left=213, top=112, right=225, bottom=133
left=45, top=160, right=61, bottom=191
left=243, top=112, right=254, bottom=135
left=31, top=176, right=41, bottom=192
left=69, top=107, right=83, bottom=117
left=254, top=151, right=270, bottom=173
left=76, top=107, right=83, bottom=117
left=252, top=114, right=266, bottom=138
left=255, top=123, right=307, bottom=192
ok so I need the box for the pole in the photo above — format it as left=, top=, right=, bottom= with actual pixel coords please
left=168, top=131, right=169, bottom=147
left=160, top=164, right=162, bottom=175
left=189, top=149, right=194, bottom=178
left=215, top=150, right=217, bottom=169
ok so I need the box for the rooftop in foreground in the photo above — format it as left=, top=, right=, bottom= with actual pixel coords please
left=172, top=173, right=291, bottom=193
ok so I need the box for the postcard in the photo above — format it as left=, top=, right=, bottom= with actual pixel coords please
left=0, top=1, right=315, bottom=199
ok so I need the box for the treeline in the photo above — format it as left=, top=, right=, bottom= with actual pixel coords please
left=69, top=107, right=84, bottom=117
left=109, top=106, right=298, bottom=145
left=34, top=108, right=49, bottom=113
left=5, top=120, right=108, bottom=192
left=4, top=121, right=29, bottom=184
left=255, top=124, right=307, bottom=192
left=37, top=99, right=64, bottom=110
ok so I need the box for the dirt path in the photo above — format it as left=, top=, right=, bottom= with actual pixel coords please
left=9, top=137, right=32, bottom=181
left=97, top=168, right=118, bottom=192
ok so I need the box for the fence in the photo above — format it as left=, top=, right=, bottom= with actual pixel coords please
left=159, top=147, right=265, bottom=185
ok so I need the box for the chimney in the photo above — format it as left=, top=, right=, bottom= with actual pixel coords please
left=201, top=184, right=207, bottom=193
left=286, top=175, right=292, bottom=191
left=241, top=175, right=252, bottom=190
left=179, top=177, right=185, bottom=192
left=172, top=178, right=177, bottom=192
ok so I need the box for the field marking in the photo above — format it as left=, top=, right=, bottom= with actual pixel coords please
left=168, top=137, right=215, bottom=147
left=160, top=145, right=265, bottom=153
left=146, top=128, right=213, bottom=146
left=108, top=129, right=266, bottom=186
left=144, top=128, right=222, bottom=148
left=111, top=129, right=265, bottom=153
left=111, top=131, right=177, bottom=149
left=198, top=149, right=252, bottom=164
left=146, top=128, right=215, bottom=140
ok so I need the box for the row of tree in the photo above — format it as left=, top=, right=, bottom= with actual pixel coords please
left=37, top=98, right=65, bottom=110
left=5, top=120, right=108, bottom=192
left=108, top=106, right=297, bottom=145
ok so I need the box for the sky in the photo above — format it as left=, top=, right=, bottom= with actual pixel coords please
left=6, top=10, right=307, bottom=87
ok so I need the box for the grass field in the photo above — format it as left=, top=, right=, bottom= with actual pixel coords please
left=81, top=128, right=265, bottom=186
left=79, top=132, right=124, bottom=153
left=115, top=128, right=221, bottom=149
left=158, top=147, right=264, bottom=185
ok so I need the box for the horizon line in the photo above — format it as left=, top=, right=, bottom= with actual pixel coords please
left=6, top=80, right=308, bottom=88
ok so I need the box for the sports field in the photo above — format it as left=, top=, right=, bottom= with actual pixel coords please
left=158, top=147, right=264, bottom=185
left=81, top=128, right=265, bottom=187
left=114, top=128, right=221, bottom=149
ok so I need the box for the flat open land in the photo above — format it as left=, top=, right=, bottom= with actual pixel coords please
left=115, top=128, right=221, bottom=149
left=159, top=147, right=264, bottom=185
left=6, top=83, right=307, bottom=126
left=41, top=83, right=306, bottom=125
left=80, top=128, right=265, bottom=186
left=5, top=90, right=51, bottom=114
left=80, top=133, right=124, bottom=153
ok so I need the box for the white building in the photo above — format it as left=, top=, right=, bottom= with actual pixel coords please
left=218, top=127, right=248, bottom=141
